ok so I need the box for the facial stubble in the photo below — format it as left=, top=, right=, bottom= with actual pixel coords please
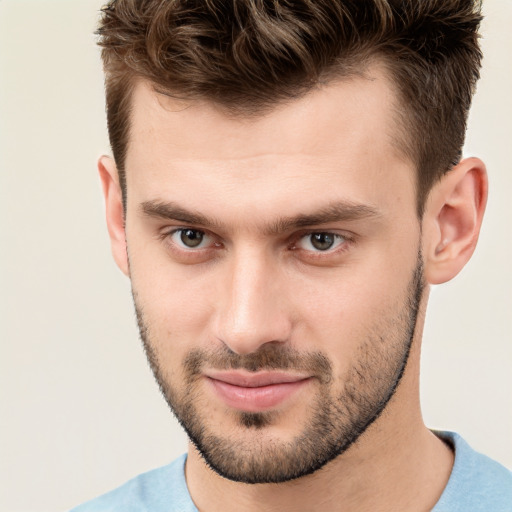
left=134, top=253, right=424, bottom=484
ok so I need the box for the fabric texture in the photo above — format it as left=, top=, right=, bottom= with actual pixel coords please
left=70, top=431, right=512, bottom=511
left=432, top=431, right=512, bottom=511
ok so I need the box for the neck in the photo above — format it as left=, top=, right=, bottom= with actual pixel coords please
left=186, top=423, right=453, bottom=512
left=186, top=398, right=453, bottom=510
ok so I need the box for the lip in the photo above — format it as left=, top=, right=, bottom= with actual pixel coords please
left=205, top=371, right=311, bottom=413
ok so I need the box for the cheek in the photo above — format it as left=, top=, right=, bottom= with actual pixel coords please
left=128, top=244, right=218, bottom=359
left=288, top=256, right=415, bottom=372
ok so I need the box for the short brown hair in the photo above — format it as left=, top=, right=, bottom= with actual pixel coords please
left=97, top=0, right=483, bottom=215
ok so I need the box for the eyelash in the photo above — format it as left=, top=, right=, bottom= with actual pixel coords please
left=160, top=227, right=354, bottom=259
left=291, top=232, right=347, bottom=253
left=166, top=228, right=218, bottom=250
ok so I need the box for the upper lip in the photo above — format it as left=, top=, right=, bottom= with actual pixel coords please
left=205, top=370, right=310, bottom=388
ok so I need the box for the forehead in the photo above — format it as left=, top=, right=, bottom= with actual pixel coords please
left=128, top=67, right=404, bottom=161
left=124, top=68, right=416, bottom=221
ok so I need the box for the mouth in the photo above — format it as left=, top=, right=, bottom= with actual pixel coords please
left=204, top=370, right=312, bottom=413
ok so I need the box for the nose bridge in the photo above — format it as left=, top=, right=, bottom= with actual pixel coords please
left=216, top=244, right=291, bottom=354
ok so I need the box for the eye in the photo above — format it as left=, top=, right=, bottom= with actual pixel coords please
left=170, top=228, right=211, bottom=249
left=297, top=232, right=346, bottom=252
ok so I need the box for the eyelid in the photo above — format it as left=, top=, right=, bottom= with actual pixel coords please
left=290, top=230, right=354, bottom=253
left=158, top=225, right=354, bottom=256
left=161, top=227, right=220, bottom=251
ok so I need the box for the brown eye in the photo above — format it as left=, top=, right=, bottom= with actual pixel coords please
left=296, top=232, right=346, bottom=252
left=310, top=233, right=335, bottom=251
left=175, top=229, right=206, bottom=248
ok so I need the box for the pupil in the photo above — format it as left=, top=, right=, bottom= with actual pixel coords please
left=311, top=233, right=334, bottom=251
left=181, top=229, right=203, bottom=248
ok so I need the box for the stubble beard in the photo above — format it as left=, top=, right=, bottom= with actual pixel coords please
left=133, top=254, right=424, bottom=484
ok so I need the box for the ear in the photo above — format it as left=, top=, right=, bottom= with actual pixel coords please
left=98, top=156, right=129, bottom=276
left=422, top=157, right=487, bottom=285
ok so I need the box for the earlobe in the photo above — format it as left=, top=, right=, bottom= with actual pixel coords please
left=98, top=156, right=130, bottom=276
left=423, top=157, right=488, bottom=285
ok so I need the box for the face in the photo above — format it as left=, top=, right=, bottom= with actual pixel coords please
left=122, top=70, right=425, bottom=484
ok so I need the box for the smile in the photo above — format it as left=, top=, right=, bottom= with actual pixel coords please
left=204, top=371, right=312, bottom=413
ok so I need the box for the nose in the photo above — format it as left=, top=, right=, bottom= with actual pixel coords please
left=214, top=247, right=292, bottom=355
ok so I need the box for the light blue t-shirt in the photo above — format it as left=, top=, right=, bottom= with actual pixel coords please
left=70, top=431, right=512, bottom=511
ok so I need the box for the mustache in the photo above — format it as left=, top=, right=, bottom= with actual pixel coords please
left=183, top=344, right=333, bottom=383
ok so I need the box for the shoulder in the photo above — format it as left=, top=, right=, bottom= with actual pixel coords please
left=68, top=454, right=197, bottom=512
left=433, top=431, right=512, bottom=512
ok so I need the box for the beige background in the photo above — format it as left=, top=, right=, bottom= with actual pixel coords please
left=0, top=1, right=510, bottom=511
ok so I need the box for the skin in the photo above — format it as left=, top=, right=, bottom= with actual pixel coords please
left=99, top=66, right=487, bottom=511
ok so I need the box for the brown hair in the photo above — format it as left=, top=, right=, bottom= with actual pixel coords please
left=97, top=0, right=483, bottom=215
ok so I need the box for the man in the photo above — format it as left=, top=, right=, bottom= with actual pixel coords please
left=72, top=0, right=512, bottom=510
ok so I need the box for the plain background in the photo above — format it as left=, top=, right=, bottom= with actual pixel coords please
left=0, top=1, right=510, bottom=511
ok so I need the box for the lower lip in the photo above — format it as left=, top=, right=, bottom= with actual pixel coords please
left=207, top=378, right=311, bottom=413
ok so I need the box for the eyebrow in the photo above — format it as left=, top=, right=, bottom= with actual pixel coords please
left=140, top=199, right=381, bottom=235
left=141, top=200, right=223, bottom=229
left=266, top=202, right=382, bottom=235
